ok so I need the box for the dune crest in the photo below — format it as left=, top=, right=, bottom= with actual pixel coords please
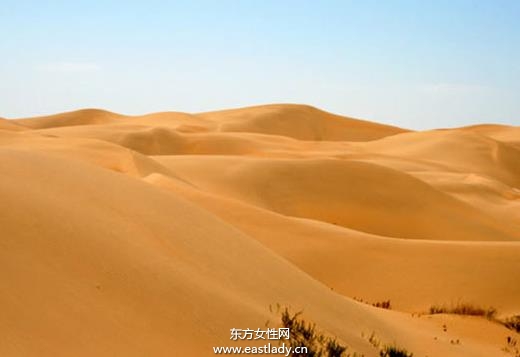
left=198, top=104, right=409, bottom=141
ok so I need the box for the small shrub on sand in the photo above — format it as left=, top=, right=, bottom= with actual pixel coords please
left=372, top=300, right=391, bottom=309
left=362, top=331, right=413, bottom=357
left=353, top=297, right=392, bottom=310
left=280, top=307, right=348, bottom=356
left=504, top=315, right=520, bottom=333
left=503, top=336, right=520, bottom=357
left=429, top=302, right=496, bottom=319
left=379, top=345, right=414, bottom=357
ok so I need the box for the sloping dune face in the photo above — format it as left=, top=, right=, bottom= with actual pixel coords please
left=1, top=104, right=519, bottom=357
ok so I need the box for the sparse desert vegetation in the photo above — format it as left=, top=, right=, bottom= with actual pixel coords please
left=503, top=336, right=520, bottom=357
left=280, top=307, right=350, bottom=357
left=278, top=308, right=416, bottom=357
left=373, top=300, right=392, bottom=310
left=429, top=304, right=520, bottom=339
left=278, top=307, right=414, bottom=357
left=379, top=345, right=414, bottom=357
left=429, top=302, right=497, bottom=319
left=504, top=315, right=520, bottom=333
left=362, top=330, right=413, bottom=357
left=353, top=297, right=392, bottom=310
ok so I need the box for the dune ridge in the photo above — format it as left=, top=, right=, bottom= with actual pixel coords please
left=1, top=104, right=519, bottom=356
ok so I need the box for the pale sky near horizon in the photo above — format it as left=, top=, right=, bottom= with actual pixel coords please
left=1, top=0, right=519, bottom=129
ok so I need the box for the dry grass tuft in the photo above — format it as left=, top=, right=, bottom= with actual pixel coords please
left=504, top=315, right=520, bottom=333
left=429, top=302, right=497, bottom=319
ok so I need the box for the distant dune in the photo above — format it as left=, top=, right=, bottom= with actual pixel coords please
left=0, top=117, right=27, bottom=131
left=1, top=104, right=519, bottom=356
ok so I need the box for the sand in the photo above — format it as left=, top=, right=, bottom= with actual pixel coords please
left=1, top=104, right=519, bottom=356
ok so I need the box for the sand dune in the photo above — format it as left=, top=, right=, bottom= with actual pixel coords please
left=463, top=124, right=520, bottom=147
left=361, top=130, right=520, bottom=187
left=1, top=104, right=519, bottom=356
left=13, top=109, right=123, bottom=129
left=0, top=118, right=27, bottom=131
left=154, top=155, right=519, bottom=241
left=198, top=104, right=408, bottom=141
left=143, top=170, right=520, bottom=313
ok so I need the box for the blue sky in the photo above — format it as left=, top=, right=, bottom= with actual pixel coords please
left=1, top=0, right=519, bottom=129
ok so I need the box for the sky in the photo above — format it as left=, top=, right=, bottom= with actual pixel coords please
left=1, top=0, right=519, bottom=129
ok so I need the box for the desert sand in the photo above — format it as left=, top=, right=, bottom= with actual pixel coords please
left=1, top=104, right=519, bottom=356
